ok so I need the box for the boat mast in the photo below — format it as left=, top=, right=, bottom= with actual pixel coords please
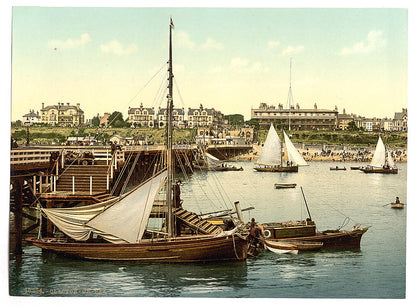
left=166, top=18, right=175, bottom=237
left=287, top=58, right=293, bottom=131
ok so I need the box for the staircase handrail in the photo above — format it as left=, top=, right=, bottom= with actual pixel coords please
left=50, top=149, right=64, bottom=177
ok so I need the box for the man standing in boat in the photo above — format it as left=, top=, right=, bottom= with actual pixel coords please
left=173, top=180, right=182, bottom=208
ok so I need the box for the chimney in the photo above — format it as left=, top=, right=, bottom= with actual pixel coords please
left=42, top=102, right=44, bottom=109
left=76, top=103, right=80, bottom=110
left=67, top=103, right=70, bottom=106
left=314, top=103, right=317, bottom=110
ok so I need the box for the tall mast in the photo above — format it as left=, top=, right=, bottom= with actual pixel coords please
left=287, top=58, right=293, bottom=131
left=166, top=18, right=175, bottom=237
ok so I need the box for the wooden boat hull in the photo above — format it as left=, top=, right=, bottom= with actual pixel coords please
left=350, top=166, right=361, bottom=170
left=254, top=165, right=298, bottom=172
left=265, top=239, right=323, bottom=252
left=212, top=166, right=243, bottom=171
left=274, top=227, right=370, bottom=247
left=359, top=167, right=398, bottom=174
left=330, top=167, right=346, bottom=171
left=391, top=203, right=405, bottom=209
left=262, top=221, right=317, bottom=239
left=264, top=240, right=298, bottom=254
left=27, top=234, right=248, bottom=262
left=274, top=183, right=297, bottom=189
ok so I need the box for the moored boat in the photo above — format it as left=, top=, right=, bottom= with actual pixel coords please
left=330, top=166, right=346, bottom=171
left=264, top=239, right=323, bottom=253
left=261, top=187, right=369, bottom=248
left=274, top=183, right=297, bottom=189
left=27, top=19, right=249, bottom=263
left=264, top=240, right=298, bottom=254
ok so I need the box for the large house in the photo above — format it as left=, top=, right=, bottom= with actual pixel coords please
left=337, top=109, right=354, bottom=130
left=251, top=102, right=338, bottom=130
left=127, top=103, right=155, bottom=127
left=157, top=107, right=185, bottom=128
left=22, top=110, right=40, bottom=125
left=393, top=108, right=408, bottom=131
left=40, top=102, right=84, bottom=126
left=187, top=104, right=224, bottom=128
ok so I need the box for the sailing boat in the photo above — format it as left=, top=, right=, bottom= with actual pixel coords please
left=254, top=124, right=307, bottom=172
left=359, top=136, right=398, bottom=174
left=27, top=19, right=249, bottom=262
left=261, top=187, right=369, bottom=247
left=193, top=151, right=243, bottom=171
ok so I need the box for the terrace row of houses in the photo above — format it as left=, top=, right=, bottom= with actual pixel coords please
left=251, top=102, right=408, bottom=132
left=22, top=101, right=408, bottom=132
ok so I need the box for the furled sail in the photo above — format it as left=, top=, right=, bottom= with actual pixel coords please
left=41, top=170, right=167, bottom=243
left=387, top=150, right=395, bottom=168
left=87, top=170, right=167, bottom=243
left=41, top=198, right=120, bottom=241
left=283, top=131, right=308, bottom=166
left=370, top=137, right=386, bottom=168
left=205, top=152, right=221, bottom=167
left=256, top=124, right=282, bottom=166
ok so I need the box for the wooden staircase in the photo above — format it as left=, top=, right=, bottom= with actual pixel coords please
left=56, top=165, right=110, bottom=194
left=173, top=208, right=223, bottom=235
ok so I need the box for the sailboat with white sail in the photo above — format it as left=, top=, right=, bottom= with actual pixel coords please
left=254, top=124, right=307, bottom=172
left=360, top=136, right=398, bottom=174
left=27, top=19, right=249, bottom=262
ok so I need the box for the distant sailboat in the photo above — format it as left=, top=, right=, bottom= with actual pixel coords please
left=254, top=124, right=307, bottom=172
left=360, top=136, right=398, bottom=174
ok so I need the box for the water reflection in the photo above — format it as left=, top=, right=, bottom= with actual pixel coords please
left=30, top=249, right=248, bottom=297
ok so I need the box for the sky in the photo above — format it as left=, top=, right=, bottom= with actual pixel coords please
left=8, top=3, right=410, bottom=122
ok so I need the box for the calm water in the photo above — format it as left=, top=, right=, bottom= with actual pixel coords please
left=9, top=161, right=407, bottom=298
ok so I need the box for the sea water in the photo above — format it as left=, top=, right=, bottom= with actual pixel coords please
left=9, top=161, right=407, bottom=298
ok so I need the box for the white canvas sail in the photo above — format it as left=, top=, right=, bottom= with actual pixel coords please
left=370, top=137, right=386, bottom=168
left=205, top=152, right=221, bottom=167
left=41, top=198, right=120, bottom=241
left=41, top=170, right=167, bottom=243
left=283, top=131, right=308, bottom=166
left=87, top=170, right=167, bottom=243
left=257, top=124, right=282, bottom=166
left=387, top=150, right=395, bottom=168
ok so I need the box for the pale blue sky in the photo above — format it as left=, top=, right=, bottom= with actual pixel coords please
left=10, top=6, right=408, bottom=121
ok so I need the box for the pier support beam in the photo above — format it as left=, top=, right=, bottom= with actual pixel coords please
left=13, top=178, right=23, bottom=254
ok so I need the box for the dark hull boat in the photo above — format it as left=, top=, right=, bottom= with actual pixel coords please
left=274, top=183, right=297, bottom=189
left=254, top=165, right=298, bottom=172
left=27, top=234, right=248, bottom=262
left=330, top=167, right=346, bottom=171
left=261, top=187, right=369, bottom=248
left=360, top=166, right=398, bottom=174
left=262, top=221, right=368, bottom=248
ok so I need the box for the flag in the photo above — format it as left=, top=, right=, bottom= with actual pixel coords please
left=170, top=18, right=174, bottom=29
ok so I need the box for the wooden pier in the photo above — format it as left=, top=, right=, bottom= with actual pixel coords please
left=9, top=143, right=252, bottom=254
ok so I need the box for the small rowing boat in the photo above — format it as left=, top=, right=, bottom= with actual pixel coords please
left=274, top=183, right=297, bottom=189
left=391, top=202, right=405, bottom=209
left=330, top=166, right=346, bottom=171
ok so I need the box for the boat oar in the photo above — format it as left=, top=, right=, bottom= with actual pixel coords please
left=383, top=203, right=391, bottom=207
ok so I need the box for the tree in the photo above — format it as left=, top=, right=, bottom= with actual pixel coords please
left=108, top=111, right=128, bottom=128
left=347, top=121, right=359, bottom=131
left=91, top=116, right=100, bottom=127
left=245, top=119, right=259, bottom=130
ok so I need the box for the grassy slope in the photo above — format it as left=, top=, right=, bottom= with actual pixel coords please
left=11, top=126, right=407, bottom=148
